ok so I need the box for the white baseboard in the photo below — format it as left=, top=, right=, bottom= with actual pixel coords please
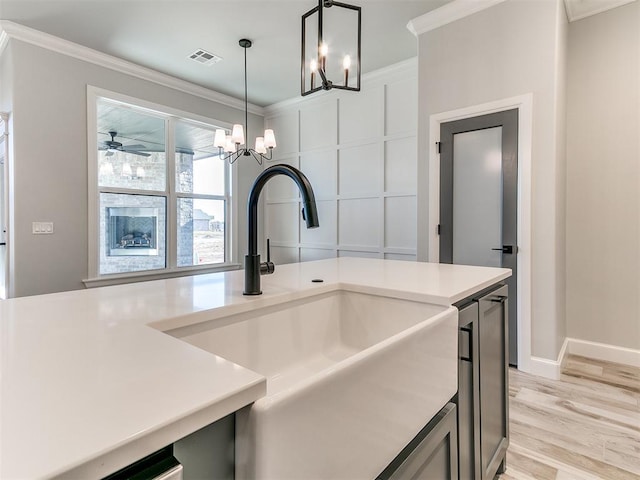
left=522, top=337, right=640, bottom=380
left=566, top=338, right=640, bottom=368
left=527, top=356, right=561, bottom=380
left=525, top=337, right=569, bottom=380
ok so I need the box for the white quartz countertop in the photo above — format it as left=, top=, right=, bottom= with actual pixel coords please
left=0, top=258, right=510, bottom=479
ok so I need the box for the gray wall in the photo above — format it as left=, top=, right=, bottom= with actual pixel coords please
left=566, top=2, right=640, bottom=350
left=5, top=39, right=263, bottom=297
left=415, top=0, right=568, bottom=360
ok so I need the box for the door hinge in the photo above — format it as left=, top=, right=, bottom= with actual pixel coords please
left=436, top=141, right=441, bottom=154
left=437, top=224, right=441, bottom=235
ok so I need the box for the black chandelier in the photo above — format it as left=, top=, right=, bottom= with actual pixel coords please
left=214, top=39, right=276, bottom=165
left=301, top=0, right=361, bottom=96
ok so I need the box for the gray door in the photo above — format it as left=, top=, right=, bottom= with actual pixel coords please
left=439, top=109, right=518, bottom=366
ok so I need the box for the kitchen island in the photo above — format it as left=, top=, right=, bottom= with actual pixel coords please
left=0, top=258, right=510, bottom=479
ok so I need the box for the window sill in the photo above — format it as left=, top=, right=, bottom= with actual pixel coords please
left=83, top=263, right=242, bottom=289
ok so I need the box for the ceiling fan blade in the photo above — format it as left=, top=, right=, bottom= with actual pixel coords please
left=124, top=150, right=151, bottom=157
left=105, top=150, right=114, bottom=157
left=122, top=144, right=147, bottom=149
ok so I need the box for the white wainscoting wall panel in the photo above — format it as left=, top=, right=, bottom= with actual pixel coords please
left=385, top=196, right=417, bottom=250
left=263, top=59, right=418, bottom=264
left=339, top=143, right=381, bottom=196
left=338, top=88, right=383, bottom=144
left=267, top=111, right=299, bottom=157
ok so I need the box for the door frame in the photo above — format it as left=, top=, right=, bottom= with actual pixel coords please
left=428, top=94, right=532, bottom=372
left=0, top=111, right=10, bottom=299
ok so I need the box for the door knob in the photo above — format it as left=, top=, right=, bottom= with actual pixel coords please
left=491, top=245, right=516, bottom=254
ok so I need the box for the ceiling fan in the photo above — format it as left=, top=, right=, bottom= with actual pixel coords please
left=99, top=131, right=150, bottom=157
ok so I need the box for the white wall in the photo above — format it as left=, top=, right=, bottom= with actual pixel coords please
left=0, top=43, right=14, bottom=299
left=263, top=60, right=418, bottom=263
left=566, top=1, right=640, bottom=350
left=415, top=0, right=568, bottom=361
left=0, top=44, right=11, bottom=112
left=554, top=0, right=569, bottom=357
left=4, top=39, right=263, bottom=297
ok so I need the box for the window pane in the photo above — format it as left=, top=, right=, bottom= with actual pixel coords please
left=175, top=120, right=225, bottom=195
left=99, top=193, right=166, bottom=274
left=97, top=99, right=166, bottom=191
left=177, top=198, right=225, bottom=266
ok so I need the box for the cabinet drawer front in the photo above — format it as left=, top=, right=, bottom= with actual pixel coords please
left=378, top=403, right=458, bottom=480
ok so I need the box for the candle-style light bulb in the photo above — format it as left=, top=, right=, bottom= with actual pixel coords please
left=310, top=58, right=318, bottom=89
left=343, top=55, right=351, bottom=86
left=320, top=43, right=328, bottom=71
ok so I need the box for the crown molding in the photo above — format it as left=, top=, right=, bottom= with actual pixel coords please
left=0, top=21, right=264, bottom=116
left=264, top=57, right=418, bottom=114
left=563, top=0, right=636, bottom=22
left=362, top=56, right=417, bottom=85
left=407, top=0, right=507, bottom=36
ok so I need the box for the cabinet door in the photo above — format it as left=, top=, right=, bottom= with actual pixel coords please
left=477, top=285, right=509, bottom=480
left=458, top=303, right=481, bottom=480
left=378, top=403, right=458, bottom=480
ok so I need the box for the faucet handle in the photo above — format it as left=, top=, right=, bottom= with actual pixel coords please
left=260, top=238, right=275, bottom=275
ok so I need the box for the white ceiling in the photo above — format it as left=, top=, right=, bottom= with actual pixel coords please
left=0, top=0, right=452, bottom=106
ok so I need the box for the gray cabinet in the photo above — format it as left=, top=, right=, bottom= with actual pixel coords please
left=456, top=284, right=509, bottom=480
left=377, top=403, right=458, bottom=480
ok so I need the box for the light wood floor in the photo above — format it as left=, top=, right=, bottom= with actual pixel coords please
left=499, top=354, right=640, bottom=480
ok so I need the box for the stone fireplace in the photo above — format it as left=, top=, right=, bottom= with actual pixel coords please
left=107, top=207, right=159, bottom=256
left=99, top=193, right=166, bottom=275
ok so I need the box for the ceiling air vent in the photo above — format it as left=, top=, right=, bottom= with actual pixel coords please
left=188, top=49, right=222, bottom=66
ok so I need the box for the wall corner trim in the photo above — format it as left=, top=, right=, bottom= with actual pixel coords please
left=407, top=0, right=507, bottom=36
left=526, top=337, right=569, bottom=380
left=0, top=20, right=264, bottom=116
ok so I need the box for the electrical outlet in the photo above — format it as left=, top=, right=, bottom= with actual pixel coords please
left=32, top=222, right=54, bottom=234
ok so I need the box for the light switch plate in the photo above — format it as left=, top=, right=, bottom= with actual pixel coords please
left=32, top=222, right=54, bottom=234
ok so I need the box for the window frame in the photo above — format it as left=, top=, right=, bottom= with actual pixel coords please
left=86, top=86, right=239, bottom=286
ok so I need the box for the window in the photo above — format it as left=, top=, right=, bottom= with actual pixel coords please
left=88, top=90, right=235, bottom=281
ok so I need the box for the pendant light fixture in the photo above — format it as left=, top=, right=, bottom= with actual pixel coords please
left=214, top=39, right=276, bottom=165
left=301, top=0, right=361, bottom=96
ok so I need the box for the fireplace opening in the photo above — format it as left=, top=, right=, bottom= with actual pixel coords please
left=107, top=207, right=159, bottom=256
